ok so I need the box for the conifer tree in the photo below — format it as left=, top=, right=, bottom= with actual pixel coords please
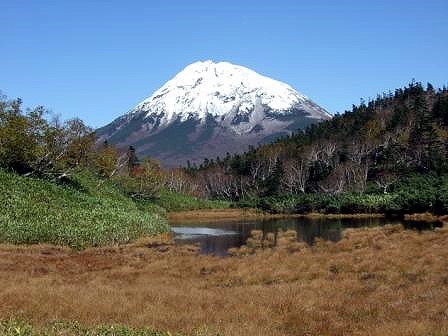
left=127, top=145, right=139, bottom=176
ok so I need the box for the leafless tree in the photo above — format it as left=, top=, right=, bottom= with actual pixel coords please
left=345, top=141, right=376, bottom=192
left=375, top=172, right=398, bottom=194
left=281, top=157, right=310, bottom=193
left=344, top=162, right=369, bottom=193
left=165, top=168, right=200, bottom=195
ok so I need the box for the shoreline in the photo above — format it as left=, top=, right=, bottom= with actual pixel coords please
left=169, top=208, right=384, bottom=223
left=168, top=208, right=447, bottom=223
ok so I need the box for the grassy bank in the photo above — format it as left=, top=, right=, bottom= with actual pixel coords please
left=0, top=170, right=169, bottom=249
left=1, top=224, right=447, bottom=335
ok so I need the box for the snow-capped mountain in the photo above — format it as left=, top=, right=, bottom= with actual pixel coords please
left=97, top=60, right=331, bottom=166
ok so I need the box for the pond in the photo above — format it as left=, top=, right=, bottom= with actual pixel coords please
left=171, top=216, right=443, bottom=256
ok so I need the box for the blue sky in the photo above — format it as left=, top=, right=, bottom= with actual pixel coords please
left=1, top=0, right=447, bottom=127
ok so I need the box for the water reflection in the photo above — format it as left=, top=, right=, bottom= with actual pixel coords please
left=171, top=217, right=442, bottom=256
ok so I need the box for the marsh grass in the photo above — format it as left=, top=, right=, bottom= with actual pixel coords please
left=167, top=208, right=264, bottom=223
left=167, top=209, right=391, bottom=225
left=404, top=212, right=441, bottom=222
left=1, top=224, right=447, bottom=335
left=0, top=170, right=169, bottom=249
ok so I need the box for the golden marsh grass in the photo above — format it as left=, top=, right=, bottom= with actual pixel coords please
left=0, top=224, right=447, bottom=335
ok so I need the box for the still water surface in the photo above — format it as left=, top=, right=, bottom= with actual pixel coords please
left=171, top=217, right=442, bottom=256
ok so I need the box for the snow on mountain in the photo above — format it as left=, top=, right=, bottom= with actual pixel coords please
left=130, top=60, right=330, bottom=132
left=97, top=60, right=331, bottom=166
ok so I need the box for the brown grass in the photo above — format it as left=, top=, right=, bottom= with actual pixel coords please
left=300, top=212, right=385, bottom=219
left=168, top=208, right=266, bottom=223
left=168, top=208, right=385, bottom=223
left=404, top=212, right=442, bottom=222
left=1, top=225, right=448, bottom=335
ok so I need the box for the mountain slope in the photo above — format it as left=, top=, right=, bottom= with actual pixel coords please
left=97, top=60, right=331, bottom=166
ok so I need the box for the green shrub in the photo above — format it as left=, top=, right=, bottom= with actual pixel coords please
left=435, top=176, right=448, bottom=214
left=387, top=174, right=439, bottom=214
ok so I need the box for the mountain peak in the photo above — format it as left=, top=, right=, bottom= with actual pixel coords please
left=97, top=61, right=331, bottom=166
left=133, top=60, right=330, bottom=125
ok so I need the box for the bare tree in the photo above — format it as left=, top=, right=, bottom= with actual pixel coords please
left=249, top=159, right=264, bottom=193
left=281, top=157, right=310, bottom=194
left=165, top=168, right=203, bottom=196
left=201, top=166, right=249, bottom=200
left=375, top=172, right=398, bottom=194
left=346, top=141, right=376, bottom=193
left=344, top=162, right=369, bottom=193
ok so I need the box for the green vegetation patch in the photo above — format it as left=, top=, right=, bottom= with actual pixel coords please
left=0, top=170, right=169, bottom=249
left=239, top=174, right=448, bottom=214
left=155, top=190, right=231, bottom=212
left=0, top=319, right=176, bottom=336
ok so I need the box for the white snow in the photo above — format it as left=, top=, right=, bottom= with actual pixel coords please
left=130, top=60, right=331, bottom=128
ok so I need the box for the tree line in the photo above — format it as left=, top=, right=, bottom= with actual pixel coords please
left=2, top=82, right=448, bottom=213
left=180, top=82, right=448, bottom=204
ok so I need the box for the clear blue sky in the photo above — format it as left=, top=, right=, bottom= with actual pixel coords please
left=1, top=0, right=447, bottom=128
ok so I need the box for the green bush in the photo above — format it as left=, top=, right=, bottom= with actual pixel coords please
left=435, top=176, right=448, bottom=214
left=386, top=174, right=440, bottom=214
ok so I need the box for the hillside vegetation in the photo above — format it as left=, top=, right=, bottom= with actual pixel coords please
left=0, top=92, right=233, bottom=248
left=1, top=83, right=448, bottom=251
left=180, top=82, right=448, bottom=214
left=0, top=170, right=168, bottom=248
